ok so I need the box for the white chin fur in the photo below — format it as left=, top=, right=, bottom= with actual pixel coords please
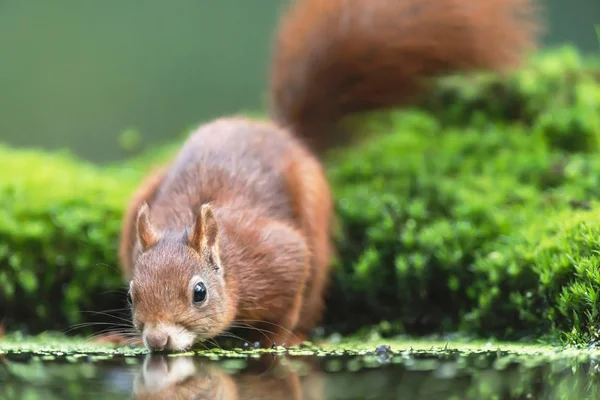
left=144, top=323, right=196, bottom=352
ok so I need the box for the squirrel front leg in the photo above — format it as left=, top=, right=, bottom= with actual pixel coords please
left=233, top=221, right=310, bottom=348
left=252, top=285, right=305, bottom=348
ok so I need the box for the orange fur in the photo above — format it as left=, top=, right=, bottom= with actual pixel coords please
left=270, top=0, right=541, bottom=152
left=118, top=0, right=541, bottom=350
left=121, top=119, right=323, bottom=349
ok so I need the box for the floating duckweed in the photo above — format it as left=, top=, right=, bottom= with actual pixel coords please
left=167, top=351, right=195, bottom=357
left=287, top=349, right=317, bottom=357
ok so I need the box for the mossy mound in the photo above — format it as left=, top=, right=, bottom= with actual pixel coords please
left=323, top=48, right=600, bottom=344
left=421, top=46, right=600, bottom=149
left=0, top=148, right=142, bottom=332
left=325, top=110, right=600, bottom=344
left=1, top=47, right=600, bottom=344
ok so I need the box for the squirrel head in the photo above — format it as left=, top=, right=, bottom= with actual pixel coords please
left=128, top=202, right=236, bottom=352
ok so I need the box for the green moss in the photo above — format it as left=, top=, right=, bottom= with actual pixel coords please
left=0, top=147, right=145, bottom=332
left=327, top=109, right=600, bottom=342
left=465, top=209, right=600, bottom=344
left=324, top=48, right=600, bottom=343
left=0, top=333, right=585, bottom=359
left=1, top=47, right=600, bottom=344
left=421, top=47, right=600, bottom=147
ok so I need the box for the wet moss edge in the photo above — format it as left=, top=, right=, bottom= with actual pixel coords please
left=2, top=334, right=600, bottom=364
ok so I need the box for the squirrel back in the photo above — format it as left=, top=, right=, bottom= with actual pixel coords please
left=269, top=0, right=541, bottom=153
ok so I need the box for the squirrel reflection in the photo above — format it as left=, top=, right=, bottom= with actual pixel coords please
left=133, top=353, right=323, bottom=400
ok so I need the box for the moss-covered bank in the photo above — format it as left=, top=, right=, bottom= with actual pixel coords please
left=0, top=332, right=590, bottom=360
left=1, top=47, right=600, bottom=344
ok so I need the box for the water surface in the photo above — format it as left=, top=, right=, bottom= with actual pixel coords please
left=2, top=344, right=600, bottom=399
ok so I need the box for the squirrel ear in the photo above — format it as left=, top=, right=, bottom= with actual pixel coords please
left=189, top=203, right=219, bottom=252
left=136, top=202, right=160, bottom=251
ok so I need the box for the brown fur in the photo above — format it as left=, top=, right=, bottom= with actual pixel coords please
left=118, top=0, right=541, bottom=350
left=121, top=119, right=324, bottom=348
left=270, top=0, right=541, bottom=153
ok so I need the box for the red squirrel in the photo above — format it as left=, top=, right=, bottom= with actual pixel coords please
left=118, top=0, right=540, bottom=352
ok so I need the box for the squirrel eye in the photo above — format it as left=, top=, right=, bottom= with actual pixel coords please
left=193, top=282, right=207, bottom=304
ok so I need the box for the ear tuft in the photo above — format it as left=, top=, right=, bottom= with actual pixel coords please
left=200, top=203, right=219, bottom=248
left=136, top=202, right=160, bottom=251
left=188, top=203, right=220, bottom=251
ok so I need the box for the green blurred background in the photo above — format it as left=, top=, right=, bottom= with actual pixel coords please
left=0, top=0, right=598, bottom=163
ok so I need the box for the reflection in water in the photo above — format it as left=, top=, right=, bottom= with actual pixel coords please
left=134, top=356, right=237, bottom=399
left=3, top=349, right=600, bottom=399
left=133, top=354, right=319, bottom=400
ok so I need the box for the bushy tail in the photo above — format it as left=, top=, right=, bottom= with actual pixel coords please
left=269, top=0, right=541, bottom=153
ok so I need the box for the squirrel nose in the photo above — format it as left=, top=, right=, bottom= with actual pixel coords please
left=145, top=331, right=169, bottom=351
